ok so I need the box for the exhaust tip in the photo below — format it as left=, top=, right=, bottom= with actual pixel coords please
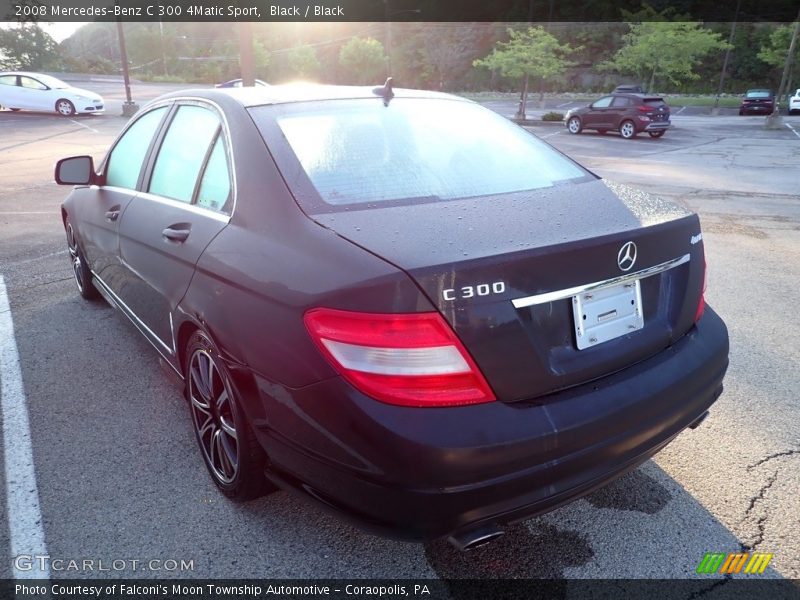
left=447, top=525, right=505, bottom=551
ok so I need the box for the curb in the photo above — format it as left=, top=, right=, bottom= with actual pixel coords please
left=510, top=118, right=565, bottom=127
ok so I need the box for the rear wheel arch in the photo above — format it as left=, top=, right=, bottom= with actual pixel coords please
left=176, top=319, right=202, bottom=375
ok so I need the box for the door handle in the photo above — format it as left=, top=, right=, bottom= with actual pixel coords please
left=105, top=209, right=120, bottom=221
left=162, top=226, right=191, bottom=243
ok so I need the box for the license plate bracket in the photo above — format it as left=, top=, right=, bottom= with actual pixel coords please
left=572, top=280, right=644, bottom=350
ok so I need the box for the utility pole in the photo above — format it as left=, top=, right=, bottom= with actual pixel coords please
left=239, top=21, right=255, bottom=86
left=116, top=21, right=139, bottom=117
left=712, top=0, right=741, bottom=116
left=515, top=0, right=536, bottom=120
left=766, top=11, right=800, bottom=129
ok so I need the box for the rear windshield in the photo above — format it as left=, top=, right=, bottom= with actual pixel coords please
left=250, top=98, right=589, bottom=210
left=746, top=90, right=772, bottom=98
left=643, top=98, right=666, bottom=106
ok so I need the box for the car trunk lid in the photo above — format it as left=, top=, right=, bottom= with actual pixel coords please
left=311, top=179, right=705, bottom=402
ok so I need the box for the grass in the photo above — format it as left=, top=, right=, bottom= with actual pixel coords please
left=457, top=91, right=743, bottom=108
left=662, top=95, right=741, bottom=108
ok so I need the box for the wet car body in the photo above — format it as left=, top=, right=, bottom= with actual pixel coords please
left=57, top=85, right=729, bottom=544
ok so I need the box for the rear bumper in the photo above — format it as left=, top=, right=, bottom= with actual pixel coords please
left=740, top=104, right=773, bottom=114
left=643, top=121, right=670, bottom=131
left=248, top=307, right=729, bottom=541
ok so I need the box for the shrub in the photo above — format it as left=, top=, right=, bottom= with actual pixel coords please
left=542, top=111, right=565, bottom=121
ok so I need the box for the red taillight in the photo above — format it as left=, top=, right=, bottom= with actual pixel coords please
left=637, top=105, right=651, bottom=112
left=695, top=255, right=707, bottom=322
left=304, top=308, right=496, bottom=407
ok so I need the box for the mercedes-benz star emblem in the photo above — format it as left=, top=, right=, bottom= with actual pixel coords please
left=617, top=241, right=637, bottom=272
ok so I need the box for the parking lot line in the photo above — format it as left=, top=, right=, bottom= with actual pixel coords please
left=68, top=119, right=98, bottom=134
left=0, top=275, right=50, bottom=579
left=785, top=123, right=800, bottom=139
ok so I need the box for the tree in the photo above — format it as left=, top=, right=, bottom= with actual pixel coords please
left=287, top=45, right=320, bottom=79
left=338, top=37, right=385, bottom=85
left=418, top=23, right=481, bottom=90
left=474, top=27, right=576, bottom=119
left=758, top=23, right=800, bottom=94
left=601, top=15, right=731, bottom=92
left=0, top=23, right=59, bottom=71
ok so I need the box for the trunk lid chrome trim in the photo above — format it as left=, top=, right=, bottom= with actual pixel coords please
left=511, top=253, right=690, bottom=309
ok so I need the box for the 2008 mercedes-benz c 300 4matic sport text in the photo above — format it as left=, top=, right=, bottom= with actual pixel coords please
left=55, top=81, right=728, bottom=550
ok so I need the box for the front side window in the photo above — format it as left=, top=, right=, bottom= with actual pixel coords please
left=254, top=98, right=588, bottom=210
left=149, top=105, right=220, bottom=203
left=592, top=97, right=613, bottom=108
left=105, top=106, right=167, bottom=190
left=19, top=77, right=46, bottom=90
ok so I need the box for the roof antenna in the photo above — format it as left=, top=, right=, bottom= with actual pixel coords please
left=372, top=77, right=394, bottom=105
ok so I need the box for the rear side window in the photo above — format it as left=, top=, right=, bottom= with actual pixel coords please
left=149, top=105, right=220, bottom=203
left=105, top=107, right=167, bottom=190
left=196, top=135, right=232, bottom=213
left=254, top=98, right=587, bottom=209
left=611, top=97, right=632, bottom=107
left=0, top=75, right=16, bottom=86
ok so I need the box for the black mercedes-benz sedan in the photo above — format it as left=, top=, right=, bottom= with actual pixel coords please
left=55, top=82, right=728, bottom=550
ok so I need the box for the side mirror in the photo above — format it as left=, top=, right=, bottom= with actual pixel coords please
left=55, top=155, right=96, bottom=186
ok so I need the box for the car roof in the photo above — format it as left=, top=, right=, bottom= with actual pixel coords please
left=0, top=71, right=53, bottom=78
left=609, top=93, right=663, bottom=99
left=156, top=83, right=465, bottom=108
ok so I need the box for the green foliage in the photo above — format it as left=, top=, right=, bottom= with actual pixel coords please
left=339, top=37, right=385, bottom=85
left=541, top=111, right=565, bottom=121
left=287, top=45, right=320, bottom=79
left=0, top=23, right=60, bottom=70
left=600, top=7, right=731, bottom=91
left=758, top=24, right=799, bottom=70
left=473, top=27, right=576, bottom=82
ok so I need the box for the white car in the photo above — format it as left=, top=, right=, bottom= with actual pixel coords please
left=0, top=72, right=104, bottom=116
left=789, top=89, right=800, bottom=115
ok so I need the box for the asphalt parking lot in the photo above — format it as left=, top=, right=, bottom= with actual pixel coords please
left=0, top=80, right=798, bottom=586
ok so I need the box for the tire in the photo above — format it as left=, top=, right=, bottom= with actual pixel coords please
left=65, top=218, right=100, bottom=300
left=55, top=99, right=75, bottom=116
left=738, top=110, right=744, bottom=116
left=619, top=120, right=637, bottom=139
left=648, top=130, right=665, bottom=138
left=10, top=108, right=20, bottom=111
left=566, top=116, right=582, bottom=134
left=185, top=331, right=276, bottom=501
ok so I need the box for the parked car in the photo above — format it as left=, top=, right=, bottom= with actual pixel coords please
left=612, top=84, right=645, bottom=94
left=565, top=93, right=671, bottom=139
left=0, top=72, right=104, bottom=116
left=215, top=78, right=269, bottom=88
left=788, top=89, right=800, bottom=115
left=739, top=89, right=775, bottom=115
left=55, top=83, right=728, bottom=549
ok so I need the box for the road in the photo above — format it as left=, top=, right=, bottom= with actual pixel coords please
left=0, top=81, right=798, bottom=586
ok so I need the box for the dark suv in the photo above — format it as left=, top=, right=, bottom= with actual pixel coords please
left=565, top=93, right=671, bottom=139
